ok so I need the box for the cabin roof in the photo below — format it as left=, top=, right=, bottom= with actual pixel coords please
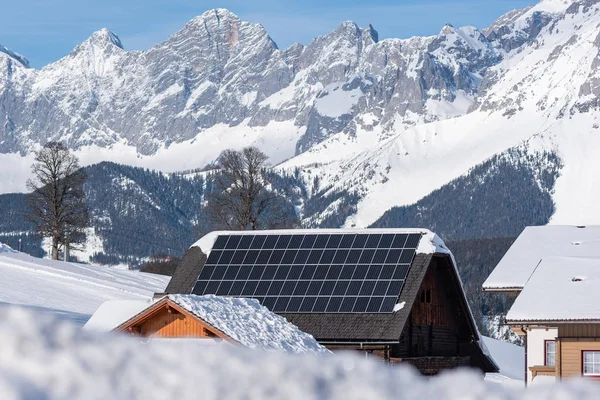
left=190, top=228, right=447, bottom=257
left=87, top=294, right=327, bottom=354
left=483, top=225, right=600, bottom=291
left=164, top=295, right=328, bottom=353
left=506, top=256, right=600, bottom=323
left=83, top=299, right=151, bottom=332
left=279, top=252, right=433, bottom=341
left=165, top=229, right=497, bottom=371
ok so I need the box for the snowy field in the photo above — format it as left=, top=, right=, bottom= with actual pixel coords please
left=0, top=244, right=169, bottom=325
left=0, top=306, right=598, bottom=400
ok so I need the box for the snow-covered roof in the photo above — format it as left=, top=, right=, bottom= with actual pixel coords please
left=506, top=257, right=600, bottom=323
left=88, top=294, right=328, bottom=354
left=83, top=300, right=152, bottom=331
left=483, top=225, right=600, bottom=291
left=191, top=228, right=449, bottom=256
left=481, top=336, right=524, bottom=381
left=166, top=295, right=328, bottom=353
left=0, top=243, right=17, bottom=253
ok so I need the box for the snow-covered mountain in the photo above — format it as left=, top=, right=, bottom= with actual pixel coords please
left=0, top=8, right=497, bottom=156
left=1, top=0, right=599, bottom=227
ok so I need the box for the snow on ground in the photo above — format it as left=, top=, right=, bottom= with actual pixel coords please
left=314, top=83, right=362, bottom=118
left=0, top=246, right=169, bottom=325
left=0, top=306, right=598, bottom=399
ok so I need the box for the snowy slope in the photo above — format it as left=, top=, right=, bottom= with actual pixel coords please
left=0, top=246, right=169, bottom=324
left=1, top=307, right=598, bottom=399
left=281, top=0, right=600, bottom=227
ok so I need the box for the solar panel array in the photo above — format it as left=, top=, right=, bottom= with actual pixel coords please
left=192, top=232, right=422, bottom=313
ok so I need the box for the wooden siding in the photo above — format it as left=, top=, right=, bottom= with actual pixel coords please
left=116, top=300, right=231, bottom=341
left=393, top=260, right=461, bottom=358
left=559, top=324, right=600, bottom=338
left=558, top=338, right=600, bottom=379
left=137, top=307, right=218, bottom=338
left=410, top=264, right=458, bottom=330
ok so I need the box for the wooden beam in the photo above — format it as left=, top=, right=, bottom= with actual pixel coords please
left=128, top=326, right=141, bottom=335
left=166, top=304, right=180, bottom=315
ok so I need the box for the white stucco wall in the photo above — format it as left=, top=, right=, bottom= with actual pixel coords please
left=527, top=327, right=558, bottom=383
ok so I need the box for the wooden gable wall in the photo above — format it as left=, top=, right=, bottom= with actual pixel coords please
left=136, top=307, right=218, bottom=338
left=116, top=301, right=229, bottom=340
left=393, top=256, right=472, bottom=359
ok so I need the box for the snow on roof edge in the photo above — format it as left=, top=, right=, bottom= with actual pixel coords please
left=505, top=256, right=600, bottom=323
left=191, top=228, right=444, bottom=255
left=482, top=225, right=600, bottom=291
left=0, top=243, right=18, bottom=253
left=83, top=299, right=153, bottom=332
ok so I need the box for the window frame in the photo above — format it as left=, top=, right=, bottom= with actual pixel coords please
left=582, top=350, right=600, bottom=377
left=544, top=340, right=556, bottom=367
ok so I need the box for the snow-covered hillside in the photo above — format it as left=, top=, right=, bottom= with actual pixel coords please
left=0, top=244, right=169, bottom=324
left=2, top=0, right=600, bottom=228
left=0, top=306, right=595, bottom=398
left=281, top=0, right=600, bottom=227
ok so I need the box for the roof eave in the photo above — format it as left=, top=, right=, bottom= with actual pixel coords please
left=481, top=286, right=523, bottom=293
left=506, top=319, right=600, bottom=325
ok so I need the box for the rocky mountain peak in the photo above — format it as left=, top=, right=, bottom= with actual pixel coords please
left=64, top=28, right=124, bottom=63
left=440, top=23, right=455, bottom=34
left=85, top=28, right=123, bottom=50
left=0, top=44, right=30, bottom=68
left=363, top=24, right=379, bottom=44
left=195, top=8, right=241, bottom=23
left=177, top=8, right=276, bottom=53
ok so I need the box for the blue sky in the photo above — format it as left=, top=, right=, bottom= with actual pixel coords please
left=2, top=0, right=537, bottom=68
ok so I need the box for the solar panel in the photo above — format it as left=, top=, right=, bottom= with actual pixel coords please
left=191, top=232, right=422, bottom=313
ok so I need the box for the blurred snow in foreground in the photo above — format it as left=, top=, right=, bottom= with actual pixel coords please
left=0, top=306, right=599, bottom=400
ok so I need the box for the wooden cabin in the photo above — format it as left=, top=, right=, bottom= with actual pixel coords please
left=114, top=297, right=230, bottom=340
left=84, top=294, right=327, bottom=354
left=165, top=229, right=498, bottom=375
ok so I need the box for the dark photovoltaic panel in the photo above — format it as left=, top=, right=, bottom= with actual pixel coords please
left=192, top=232, right=422, bottom=313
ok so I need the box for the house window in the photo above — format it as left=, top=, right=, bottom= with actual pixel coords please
left=583, top=351, right=600, bottom=376
left=545, top=340, right=556, bottom=367
left=420, top=289, right=431, bottom=304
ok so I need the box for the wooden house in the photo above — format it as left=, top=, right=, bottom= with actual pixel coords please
left=483, top=225, right=600, bottom=384
left=85, top=294, right=327, bottom=353
left=165, top=229, right=498, bottom=375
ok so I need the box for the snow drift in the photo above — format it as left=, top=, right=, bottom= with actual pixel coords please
left=0, top=306, right=599, bottom=399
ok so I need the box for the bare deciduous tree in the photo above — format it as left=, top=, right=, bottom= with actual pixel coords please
left=26, top=142, right=89, bottom=260
left=206, top=147, right=297, bottom=231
